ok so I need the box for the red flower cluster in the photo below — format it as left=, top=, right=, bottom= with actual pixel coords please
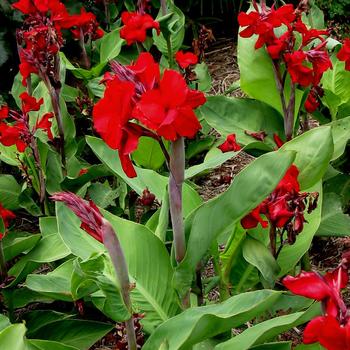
left=93, top=53, right=206, bottom=177
left=0, top=93, right=53, bottom=152
left=238, top=2, right=332, bottom=113
left=283, top=254, right=350, bottom=350
left=218, top=134, right=242, bottom=152
left=13, top=0, right=103, bottom=86
left=0, top=203, right=16, bottom=240
left=337, top=39, right=350, bottom=71
left=120, top=11, right=160, bottom=45
left=51, top=192, right=104, bottom=242
left=175, top=51, right=198, bottom=69
left=241, top=165, right=318, bottom=243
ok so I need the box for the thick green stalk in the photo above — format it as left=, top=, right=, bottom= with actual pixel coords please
left=101, top=220, right=137, bottom=350
left=169, top=137, right=186, bottom=264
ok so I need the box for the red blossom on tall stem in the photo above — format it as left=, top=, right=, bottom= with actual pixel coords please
left=241, top=165, right=318, bottom=256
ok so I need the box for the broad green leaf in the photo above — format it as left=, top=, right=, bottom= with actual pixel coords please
left=330, top=115, right=350, bottom=160
left=317, top=193, right=350, bottom=236
left=132, top=136, right=167, bottom=171
left=2, top=232, right=41, bottom=262
left=185, top=151, right=237, bottom=179
left=99, top=28, right=124, bottom=62
left=199, top=96, right=285, bottom=148
left=7, top=232, right=71, bottom=287
left=238, top=31, right=303, bottom=117
left=295, top=344, right=325, bottom=350
left=242, top=236, right=280, bottom=286
left=143, top=290, right=281, bottom=350
left=279, top=127, right=333, bottom=189
left=88, top=181, right=119, bottom=208
left=56, top=203, right=180, bottom=333
left=278, top=182, right=322, bottom=276
left=27, top=339, right=79, bottom=350
left=0, top=315, right=10, bottom=331
left=0, top=143, right=20, bottom=166
left=26, top=259, right=75, bottom=301
left=174, top=150, right=295, bottom=297
left=61, top=85, right=79, bottom=103
left=0, top=174, right=21, bottom=210
left=216, top=305, right=319, bottom=349
left=0, top=323, right=27, bottom=350
left=86, top=136, right=202, bottom=216
left=27, top=319, right=113, bottom=350
left=153, top=2, right=185, bottom=57
left=71, top=255, right=130, bottom=322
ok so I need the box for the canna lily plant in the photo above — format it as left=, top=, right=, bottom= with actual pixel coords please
left=0, top=0, right=348, bottom=349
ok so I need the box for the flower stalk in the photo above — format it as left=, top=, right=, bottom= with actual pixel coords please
left=101, top=220, right=137, bottom=350
left=0, top=240, right=7, bottom=283
left=168, top=137, right=186, bottom=264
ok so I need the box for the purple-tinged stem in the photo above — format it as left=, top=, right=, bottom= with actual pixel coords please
left=169, top=137, right=186, bottom=264
left=101, top=220, right=137, bottom=350
left=160, top=0, right=167, bottom=15
left=79, top=29, right=90, bottom=69
left=285, top=82, right=296, bottom=141
left=31, top=139, right=46, bottom=203
left=269, top=225, right=277, bottom=258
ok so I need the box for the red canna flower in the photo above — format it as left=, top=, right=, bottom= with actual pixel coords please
left=133, top=69, right=206, bottom=141
left=283, top=259, right=350, bottom=350
left=305, top=90, right=319, bottom=113
left=0, top=106, right=9, bottom=119
left=0, top=122, right=28, bottom=152
left=93, top=80, right=143, bottom=178
left=20, top=92, right=43, bottom=114
left=337, top=39, right=350, bottom=71
left=175, top=51, right=198, bottom=69
left=273, top=133, right=284, bottom=148
left=36, top=112, right=54, bottom=140
left=120, top=11, right=160, bottom=45
left=51, top=192, right=104, bottom=242
left=61, top=8, right=104, bottom=41
left=294, top=18, right=329, bottom=47
left=218, top=134, right=242, bottom=152
left=241, top=165, right=317, bottom=244
left=266, top=31, right=293, bottom=59
left=284, top=51, right=314, bottom=87
left=0, top=202, right=16, bottom=239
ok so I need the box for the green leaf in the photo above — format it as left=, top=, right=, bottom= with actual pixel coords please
left=0, top=315, right=10, bottom=331
left=216, top=305, right=319, bottom=350
left=86, top=136, right=202, bottom=216
left=330, top=115, right=350, bottom=160
left=27, top=319, right=113, bottom=350
left=317, top=192, right=350, bottom=236
left=99, top=28, right=124, bottom=62
left=174, top=150, right=295, bottom=297
left=56, top=203, right=180, bottom=333
left=27, top=339, right=80, bottom=350
left=153, top=2, right=185, bottom=56
left=0, top=175, right=21, bottom=210
left=88, top=181, right=119, bottom=208
left=132, top=136, right=167, bottom=171
left=143, top=290, right=281, bottom=350
left=277, top=182, right=323, bottom=276
left=199, top=96, right=284, bottom=149
left=2, top=232, right=41, bottom=262
left=26, top=259, right=75, bottom=301
left=194, top=62, right=212, bottom=92
left=242, top=236, right=280, bottom=286
left=71, top=254, right=130, bottom=322
left=0, top=324, right=27, bottom=350
left=279, top=127, right=334, bottom=189
left=0, top=143, right=20, bottom=166
left=61, top=85, right=79, bottom=103
left=250, top=342, right=291, bottom=350
left=237, top=31, right=303, bottom=117
left=295, top=344, right=325, bottom=350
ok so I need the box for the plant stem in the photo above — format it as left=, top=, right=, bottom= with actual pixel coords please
left=31, top=140, right=46, bottom=203
left=101, top=220, right=137, bottom=350
left=285, top=82, right=296, bottom=141
left=272, top=62, right=292, bottom=140
left=103, top=0, right=110, bottom=31
left=168, top=137, right=186, bottom=264
left=50, top=87, right=66, bottom=168
left=269, top=225, right=277, bottom=258
left=79, top=29, right=90, bottom=69
left=0, top=240, right=7, bottom=283
left=160, top=0, right=167, bottom=15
